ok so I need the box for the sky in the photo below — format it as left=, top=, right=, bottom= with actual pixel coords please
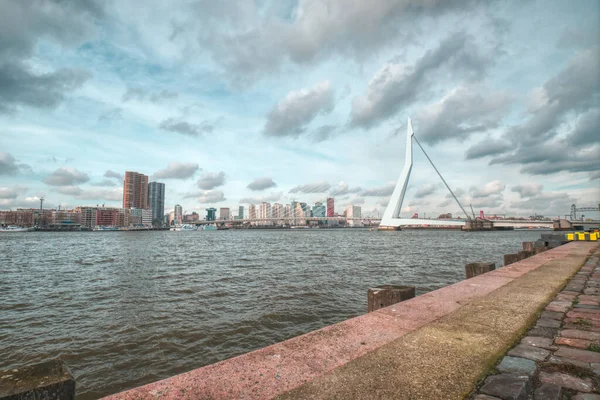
left=0, top=0, right=599, bottom=219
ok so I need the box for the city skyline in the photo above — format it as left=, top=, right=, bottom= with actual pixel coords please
left=0, top=1, right=598, bottom=219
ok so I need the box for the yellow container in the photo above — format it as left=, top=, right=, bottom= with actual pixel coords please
left=577, top=232, right=586, bottom=241
left=566, top=233, right=575, bottom=241
left=590, top=232, right=599, bottom=241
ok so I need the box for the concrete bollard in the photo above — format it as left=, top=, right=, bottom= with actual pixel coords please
left=504, top=253, right=520, bottom=266
left=465, top=262, right=496, bottom=279
left=518, top=250, right=533, bottom=260
left=368, top=285, right=415, bottom=312
left=522, top=242, right=535, bottom=252
left=0, top=359, right=75, bottom=400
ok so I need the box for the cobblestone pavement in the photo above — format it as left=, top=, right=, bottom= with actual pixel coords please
left=474, top=249, right=600, bottom=400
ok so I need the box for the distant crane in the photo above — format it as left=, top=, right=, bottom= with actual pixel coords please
left=570, top=203, right=600, bottom=220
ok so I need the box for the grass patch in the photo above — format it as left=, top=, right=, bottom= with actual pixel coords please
left=588, top=343, right=600, bottom=353
left=573, top=298, right=580, bottom=305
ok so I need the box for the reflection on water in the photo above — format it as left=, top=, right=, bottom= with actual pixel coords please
left=0, top=229, right=544, bottom=398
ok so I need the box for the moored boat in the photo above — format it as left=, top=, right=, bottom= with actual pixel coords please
left=0, top=225, right=34, bottom=232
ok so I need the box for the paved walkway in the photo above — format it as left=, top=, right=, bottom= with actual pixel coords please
left=473, top=248, right=600, bottom=399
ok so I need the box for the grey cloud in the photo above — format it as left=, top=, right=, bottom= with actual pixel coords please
left=437, top=199, right=452, bottom=208
left=350, top=32, right=491, bottom=129
left=510, top=191, right=576, bottom=215
left=154, top=162, right=200, bottom=179
left=0, top=62, right=90, bottom=114
left=415, top=86, right=511, bottom=145
left=197, top=190, right=226, bottom=203
left=362, top=183, right=395, bottom=197
left=122, top=87, right=147, bottom=102
left=98, top=107, right=123, bottom=122
left=264, top=81, right=334, bottom=137
left=197, top=171, right=226, bottom=190
left=239, top=192, right=283, bottom=204
left=0, top=152, right=31, bottom=175
left=247, top=177, right=277, bottom=191
left=122, top=87, right=179, bottom=103
left=75, top=188, right=123, bottom=202
left=289, top=182, right=331, bottom=194
left=465, top=138, right=512, bottom=160
left=0, top=186, right=27, bottom=199
left=54, top=186, right=83, bottom=196
left=470, top=180, right=505, bottom=199
left=414, top=184, right=439, bottom=199
left=350, top=196, right=365, bottom=205
left=44, top=167, right=89, bottom=186
left=511, top=183, right=543, bottom=198
left=329, top=182, right=362, bottom=196
left=159, top=118, right=213, bottom=137
left=90, top=179, right=118, bottom=187
left=150, top=90, right=178, bottom=103
left=568, top=108, right=600, bottom=146
left=312, top=124, right=338, bottom=143
left=104, top=170, right=123, bottom=181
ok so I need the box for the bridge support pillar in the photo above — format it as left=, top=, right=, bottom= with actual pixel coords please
left=465, top=262, right=496, bottom=279
left=368, top=285, right=415, bottom=312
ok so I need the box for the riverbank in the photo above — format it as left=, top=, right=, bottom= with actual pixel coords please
left=104, top=241, right=597, bottom=399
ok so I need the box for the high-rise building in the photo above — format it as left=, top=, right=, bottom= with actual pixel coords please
left=272, top=203, right=283, bottom=219
left=284, top=204, right=292, bottom=218
left=174, top=204, right=183, bottom=225
left=345, top=205, right=362, bottom=227
left=238, top=205, right=244, bottom=219
left=123, top=171, right=148, bottom=209
left=220, top=207, right=230, bottom=220
left=148, top=182, right=165, bottom=227
left=312, top=202, right=326, bottom=218
left=326, top=198, right=334, bottom=217
left=206, top=207, right=217, bottom=221
left=249, top=204, right=256, bottom=219
left=259, top=202, right=271, bottom=219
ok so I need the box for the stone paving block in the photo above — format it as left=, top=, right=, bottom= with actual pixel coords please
left=586, top=281, right=600, bottom=288
left=541, top=311, right=565, bottom=320
left=497, top=356, right=537, bottom=376
left=561, top=329, right=600, bottom=341
left=536, top=318, right=562, bottom=328
left=533, top=383, right=562, bottom=400
left=480, top=373, right=531, bottom=400
left=566, top=284, right=586, bottom=293
left=562, top=290, right=583, bottom=296
left=529, top=326, right=558, bottom=339
left=474, top=395, right=502, bottom=400
left=564, top=317, right=600, bottom=330
left=591, top=363, right=600, bottom=375
left=584, top=288, right=600, bottom=295
left=572, top=393, right=600, bottom=400
left=546, top=301, right=572, bottom=313
left=556, top=293, right=577, bottom=301
left=507, top=344, right=551, bottom=361
left=548, top=355, right=590, bottom=369
left=554, top=346, right=600, bottom=363
left=568, top=310, right=600, bottom=321
left=555, top=337, right=593, bottom=349
left=538, top=371, right=593, bottom=393
left=521, top=336, right=555, bottom=350
left=580, top=300, right=600, bottom=306
left=574, top=305, right=600, bottom=311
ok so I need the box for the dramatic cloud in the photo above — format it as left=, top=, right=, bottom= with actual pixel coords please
left=90, top=179, right=117, bottom=187
left=247, top=177, right=277, bottom=191
left=264, top=81, right=334, bottom=137
left=0, top=186, right=27, bottom=199
left=196, top=190, right=226, bottom=203
left=414, top=183, right=438, bottom=199
left=350, top=32, right=491, bottom=129
left=104, top=170, right=123, bottom=181
left=159, top=118, right=213, bottom=137
left=329, top=181, right=362, bottom=196
left=197, top=171, right=226, bottom=190
left=122, top=87, right=178, bottom=103
left=362, top=183, right=395, bottom=197
left=98, top=107, right=123, bottom=122
left=239, top=192, right=283, bottom=204
left=312, top=125, right=338, bottom=142
left=289, top=181, right=331, bottom=194
left=153, top=162, right=200, bottom=179
left=568, top=108, right=600, bottom=146
left=465, top=138, right=512, bottom=160
left=511, top=183, right=543, bottom=198
left=470, top=180, right=505, bottom=198
left=0, top=152, right=30, bottom=175
left=44, top=167, right=89, bottom=186
left=510, top=191, right=576, bottom=216
left=415, top=86, right=511, bottom=144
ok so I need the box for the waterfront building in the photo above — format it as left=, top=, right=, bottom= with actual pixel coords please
left=312, top=202, right=326, bottom=218
left=174, top=204, right=183, bottom=225
left=249, top=204, right=256, bottom=220
left=129, top=208, right=152, bottom=227
left=96, top=208, right=118, bottom=226
left=290, top=201, right=298, bottom=218
left=148, top=182, right=165, bottom=227
left=168, top=211, right=175, bottom=226
left=52, top=210, right=81, bottom=225
left=327, top=198, right=334, bottom=217
left=78, top=207, right=97, bottom=229
left=220, top=207, right=230, bottom=220
left=284, top=204, right=292, bottom=218
left=272, top=203, right=283, bottom=219
left=206, top=207, right=217, bottom=221
left=123, top=171, right=148, bottom=209
left=295, top=202, right=306, bottom=225
left=301, top=202, right=311, bottom=218
left=183, top=212, right=199, bottom=223
left=0, top=210, right=35, bottom=227
left=238, top=205, right=244, bottom=219
left=259, top=202, right=272, bottom=219
left=345, top=205, right=362, bottom=227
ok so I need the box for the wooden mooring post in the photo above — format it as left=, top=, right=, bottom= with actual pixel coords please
left=465, top=262, right=496, bottom=279
left=368, top=285, right=415, bottom=312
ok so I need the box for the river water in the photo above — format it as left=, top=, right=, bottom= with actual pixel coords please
left=0, top=229, right=544, bottom=398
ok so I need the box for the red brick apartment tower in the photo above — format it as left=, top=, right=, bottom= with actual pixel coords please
left=326, top=197, right=334, bottom=217
left=123, top=171, right=149, bottom=209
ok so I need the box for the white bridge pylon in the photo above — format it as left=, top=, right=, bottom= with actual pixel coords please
left=379, top=118, right=465, bottom=228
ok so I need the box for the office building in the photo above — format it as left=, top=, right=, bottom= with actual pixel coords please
left=238, top=205, right=244, bottom=219
left=174, top=204, right=183, bottom=225
left=345, top=205, right=362, bottom=227
left=220, top=207, right=230, bottom=220
left=312, top=202, right=326, bottom=218
left=249, top=204, right=256, bottom=220
left=123, top=171, right=148, bottom=209
left=326, top=198, right=334, bottom=217
left=148, top=182, right=165, bottom=227
left=259, top=202, right=272, bottom=219
left=272, top=203, right=283, bottom=219
left=284, top=204, right=292, bottom=218
left=206, top=207, right=217, bottom=221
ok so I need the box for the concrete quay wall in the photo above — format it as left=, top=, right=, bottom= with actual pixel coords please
left=104, top=242, right=597, bottom=400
